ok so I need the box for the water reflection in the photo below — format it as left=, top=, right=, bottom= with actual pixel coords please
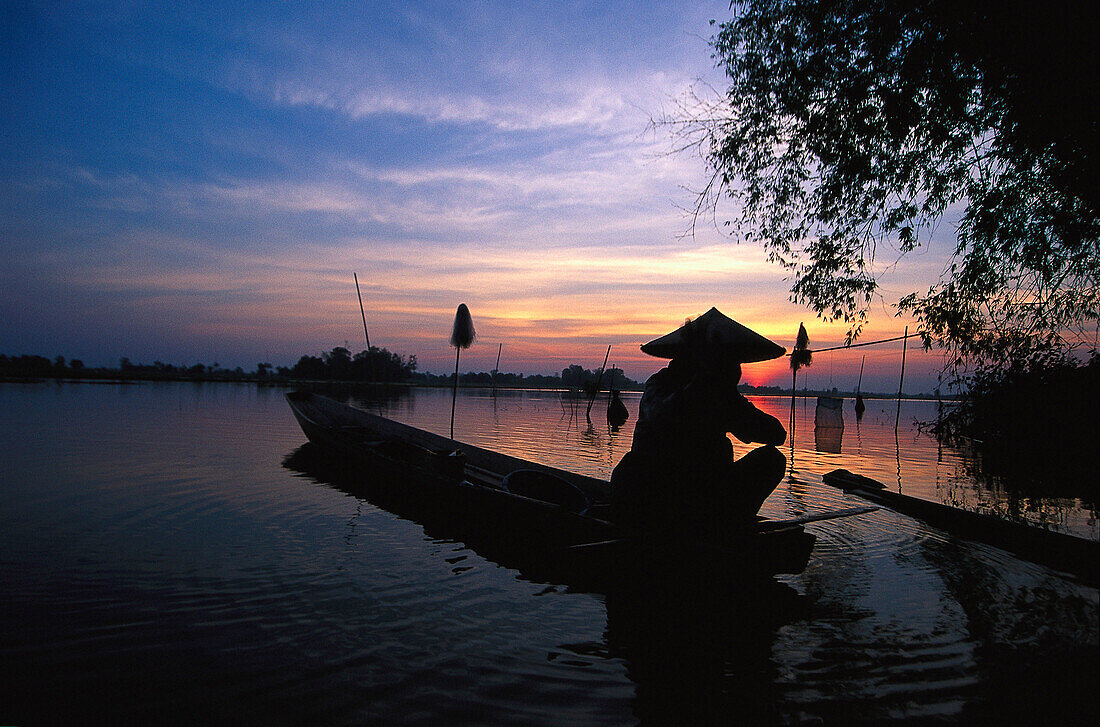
left=282, top=443, right=591, bottom=586
left=299, top=387, right=1098, bottom=543
left=2, top=382, right=1095, bottom=725
left=283, top=441, right=807, bottom=725
left=814, top=425, right=843, bottom=454
left=605, top=576, right=804, bottom=725
left=917, top=536, right=1098, bottom=724
left=282, top=420, right=1098, bottom=725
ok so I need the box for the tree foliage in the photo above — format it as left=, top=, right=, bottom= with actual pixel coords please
left=290, top=346, right=418, bottom=382
left=676, top=0, right=1098, bottom=378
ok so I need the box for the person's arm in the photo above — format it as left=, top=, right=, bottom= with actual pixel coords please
left=726, top=392, right=787, bottom=446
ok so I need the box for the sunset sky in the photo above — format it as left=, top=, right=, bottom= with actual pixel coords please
left=3, top=1, right=955, bottom=393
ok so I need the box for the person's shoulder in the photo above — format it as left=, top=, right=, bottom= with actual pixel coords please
left=644, top=365, right=678, bottom=387
left=645, top=368, right=669, bottom=386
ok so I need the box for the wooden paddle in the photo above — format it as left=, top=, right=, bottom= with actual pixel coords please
left=568, top=506, right=879, bottom=549
left=754, top=505, right=878, bottom=531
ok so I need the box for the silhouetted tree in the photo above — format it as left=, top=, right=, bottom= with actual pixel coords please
left=289, top=347, right=417, bottom=382
left=324, top=347, right=353, bottom=380
left=0, top=354, right=53, bottom=377
left=351, top=347, right=417, bottom=382
left=672, top=0, right=1098, bottom=377
left=291, top=355, right=326, bottom=380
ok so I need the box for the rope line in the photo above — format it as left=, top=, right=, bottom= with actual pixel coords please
left=786, top=331, right=922, bottom=355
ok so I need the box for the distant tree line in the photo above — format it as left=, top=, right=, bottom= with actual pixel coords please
left=0, top=349, right=647, bottom=390
left=3, top=350, right=954, bottom=396
left=409, top=364, right=643, bottom=391
left=0, top=348, right=417, bottom=383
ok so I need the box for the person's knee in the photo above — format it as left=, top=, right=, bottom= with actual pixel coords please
left=610, top=450, right=635, bottom=488
left=760, top=445, right=785, bottom=477
left=736, top=445, right=785, bottom=482
left=612, top=451, right=662, bottom=522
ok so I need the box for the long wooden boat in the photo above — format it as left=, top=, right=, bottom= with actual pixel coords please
left=286, top=392, right=871, bottom=580
left=823, top=468, right=1099, bottom=585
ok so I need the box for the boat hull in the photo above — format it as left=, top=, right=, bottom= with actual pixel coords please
left=285, top=392, right=816, bottom=579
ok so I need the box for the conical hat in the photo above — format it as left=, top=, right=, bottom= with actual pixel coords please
left=640, top=307, right=786, bottom=363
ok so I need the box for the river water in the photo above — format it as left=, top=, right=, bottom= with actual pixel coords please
left=1, top=381, right=1096, bottom=725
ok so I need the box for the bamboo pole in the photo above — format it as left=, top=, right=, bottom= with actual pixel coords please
left=586, top=345, right=612, bottom=420
left=353, top=273, right=375, bottom=382
left=451, top=346, right=461, bottom=439
left=895, top=325, right=908, bottom=430
left=491, top=342, right=502, bottom=395
left=790, top=369, right=797, bottom=433
left=854, top=354, right=867, bottom=417
left=790, top=323, right=811, bottom=436
left=449, top=304, right=475, bottom=440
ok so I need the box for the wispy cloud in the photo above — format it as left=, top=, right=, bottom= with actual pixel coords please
left=0, top=1, right=945, bottom=387
left=265, top=80, right=639, bottom=133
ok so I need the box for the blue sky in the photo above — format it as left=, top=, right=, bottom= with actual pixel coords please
left=2, top=1, right=948, bottom=391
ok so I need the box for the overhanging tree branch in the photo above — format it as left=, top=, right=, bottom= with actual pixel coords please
left=666, top=0, right=1098, bottom=380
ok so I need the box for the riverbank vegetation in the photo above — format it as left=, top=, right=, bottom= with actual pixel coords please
left=1, top=349, right=949, bottom=398
left=0, top=349, right=646, bottom=391
left=933, top=353, right=1100, bottom=487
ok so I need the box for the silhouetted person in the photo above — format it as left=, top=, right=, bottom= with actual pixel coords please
left=611, top=309, right=787, bottom=537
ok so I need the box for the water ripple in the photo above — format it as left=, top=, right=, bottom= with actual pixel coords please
left=2, top=382, right=1096, bottom=726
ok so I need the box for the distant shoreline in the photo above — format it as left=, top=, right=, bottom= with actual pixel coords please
left=1, top=349, right=949, bottom=397
left=0, top=375, right=948, bottom=400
